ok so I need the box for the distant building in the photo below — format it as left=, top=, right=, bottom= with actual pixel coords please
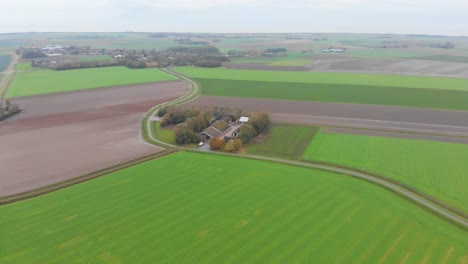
left=321, top=46, right=347, bottom=53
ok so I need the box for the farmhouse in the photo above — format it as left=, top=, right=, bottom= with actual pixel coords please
left=200, top=116, right=249, bottom=141
left=200, top=118, right=231, bottom=140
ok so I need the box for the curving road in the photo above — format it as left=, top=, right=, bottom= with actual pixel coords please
left=145, top=69, right=468, bottom=230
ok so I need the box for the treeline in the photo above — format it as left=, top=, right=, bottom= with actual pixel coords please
left=0, top=100, right=21, bottom=121
left=52, top=58, right=147, bottom=70
left=264, top=48, right=287, bottom=53
left=22, top=50, right=47, bottom=58
left=430, top=42, right=455, bottom=49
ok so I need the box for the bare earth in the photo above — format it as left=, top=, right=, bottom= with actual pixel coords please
left=225, top=57, right=468, bottom=78
left=0, top=81, right=190, bottom=197
left=306, top=57, right=468, bottom=78
left=185, top=96, right=468, bottom=142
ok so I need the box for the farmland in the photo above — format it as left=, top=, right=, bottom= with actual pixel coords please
left=175, top=67, right=468, bottom=110
left=1, top=152, right=467, bottom=263
left=175, top=67, right=468, bottom=91
left=303, top=131, right=468, bottom=214
left=0, top=54, right=10, bottom=72
left=7, top=66, right=178, bottom=98
left=191, top=78, right=468, bottom=111
left=246, top=125, right=318, bottom=159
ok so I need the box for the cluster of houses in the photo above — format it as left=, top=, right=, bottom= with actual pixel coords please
left=200, top=116, right=249, bottom=142
left=321, top=46, right=347, bottom=53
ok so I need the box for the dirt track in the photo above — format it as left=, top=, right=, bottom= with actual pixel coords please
left=0, top=81, right=190, bottom=197
left=185, top=96, right=468, bottom=141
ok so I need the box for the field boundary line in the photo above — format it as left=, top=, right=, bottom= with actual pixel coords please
left=142, top=68, right=468, bottom=231
left=0, top=150, right=177, bottom=205
left=0, top=53, right=18, bottom=106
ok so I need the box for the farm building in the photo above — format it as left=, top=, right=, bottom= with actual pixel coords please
left=200, top=116, right=248, bottom=141
left=200, top=119, right=231, bottom=140
left=239, top=116, right=249, bottom=123
left=321, top=46, right=347, bottom=53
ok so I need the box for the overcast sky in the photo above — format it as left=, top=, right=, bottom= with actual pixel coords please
left=1, top=0, right=467, bottom=36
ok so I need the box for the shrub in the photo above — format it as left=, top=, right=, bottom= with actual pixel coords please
left=209, top=138, right=225, bottom=150
left=239, top=125, right=256, bottom=144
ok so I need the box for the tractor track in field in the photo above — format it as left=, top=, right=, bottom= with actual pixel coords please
left=142, top=68, right=468, bottom=230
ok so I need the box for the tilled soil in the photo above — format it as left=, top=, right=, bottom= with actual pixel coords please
left=185, top=96, right=468, bottom=141
left=0, top=81, right=190, bottom=197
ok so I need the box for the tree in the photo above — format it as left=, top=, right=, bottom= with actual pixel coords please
left=225, top=139, right=235, bottom=152
left=233, top=139, right=243, bottom=151
left=209, top=138, right=225, bottom=150
left=175, top=123, right=200, bottom=144
left=225, top=138, right=243, bottom=152
left=239, top=125, right=256, bottom=144
left=249, top=112, right=271, bottom=135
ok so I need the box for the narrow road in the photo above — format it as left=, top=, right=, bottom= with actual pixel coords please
left=0, top=53, right=18, bottom=103
left=143, top=68, right=468, bottom=230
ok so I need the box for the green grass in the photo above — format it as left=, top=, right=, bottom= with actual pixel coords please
left=0, top=54, right=10, bottom=72
left=14, top=62, right=40, bottom=71
left=192, top=78, right=468, bottom=111
left=1, top=152, right=466, bottom=263
left=154, top=122, right=176, bottom=144
left=7, top=66, right=178, bottom=98
left=246, top=125, right=318, bottom=159
left=176, top=67, right=468, bottom=91
left=269, top=59, right=311, bottom=66
left=303, top=131, right=468, bottom=214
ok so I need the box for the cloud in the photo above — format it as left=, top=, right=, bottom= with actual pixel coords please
left=2, top=0, right=112, bottom=10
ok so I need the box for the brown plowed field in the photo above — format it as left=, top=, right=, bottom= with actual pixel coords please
left=185, top=96, right=468, bottom=141
left=0, top=81, right=190, bottom=197
left=225, top=58, right=468, bottom=78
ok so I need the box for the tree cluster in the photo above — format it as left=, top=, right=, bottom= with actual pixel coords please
left=159, top=106, right=244, bottom=145
left=21, top=50, right=47, bottom=59
left=0, top=100, right=21, bottom=121
left=430, top=42, right=455, bottom=49
left=238, top=112, right=271, bottom=143
left=264, top=48, right=287, bottom=53
left=210, top=138, right=242, bottom=152
left=175, top=123, right=201, bottom=144
left=53, top=60, right=120, bottom=70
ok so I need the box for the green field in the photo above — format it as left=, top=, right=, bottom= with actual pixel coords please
left=0, top=54, right=10, bottom=72
left=303, top=131, right=468, bottom=214
left=176, top=67, right=468, bottom=91
left=192, top=78, right=468, bottom=111
left=269, top=59, right=311, bottom=66
left=154, top=122, right=176, bottom=144
left=7, top=66, right=178, bottom=97
left=14, top=62, right=41, bottom=71
left=1, top=152, right=466, bottom=263
left=246, top=125, right=318, bottom=159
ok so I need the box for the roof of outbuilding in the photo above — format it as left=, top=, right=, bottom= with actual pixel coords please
left=212, top=120, right=230, bottom=132
left=201, top=126, right=222, bottom=138
left=239, top=116, right=249, bottom=122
